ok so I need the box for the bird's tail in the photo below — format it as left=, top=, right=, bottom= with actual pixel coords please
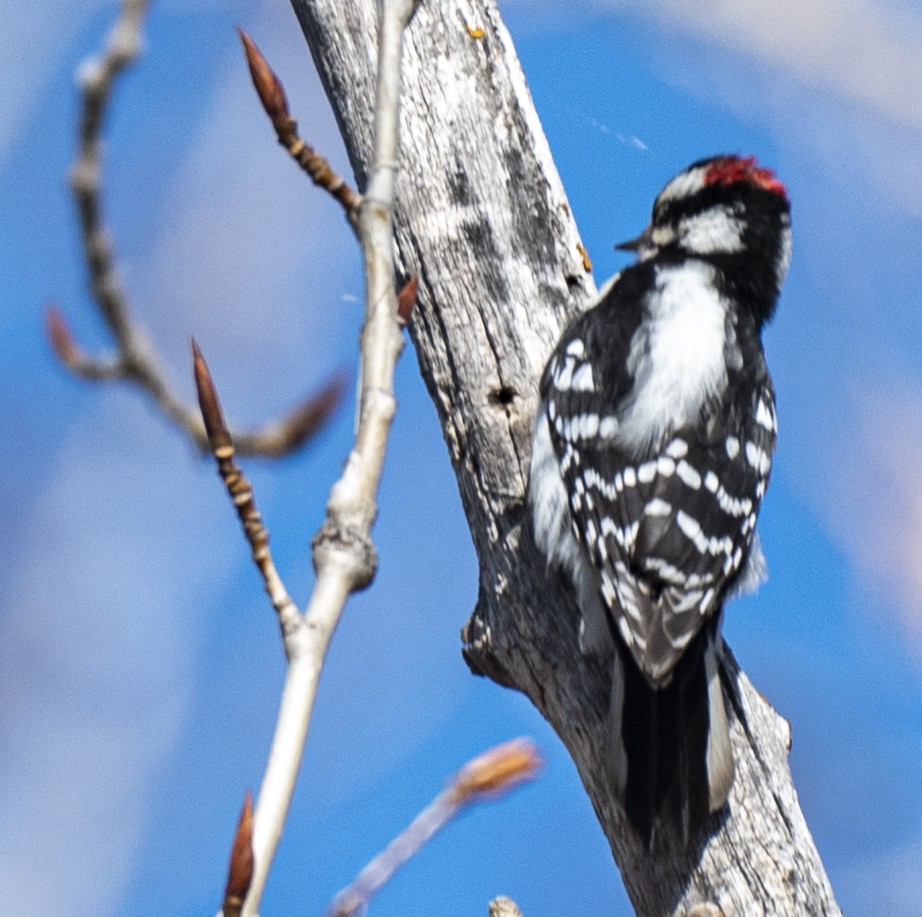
left=607, top=617, right=734, bottom=848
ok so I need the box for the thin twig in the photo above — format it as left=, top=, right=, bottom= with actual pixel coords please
left=54, top=0, right=342, bottom=458
left=238, top=29, right=362, bottom=217
left=192, top=341, right=302, bottom=639
left=70, top=0, right=151, bottom=346
left=236, top=3, right=420, bottom=913
left=326, top=739, right=542, bottom=917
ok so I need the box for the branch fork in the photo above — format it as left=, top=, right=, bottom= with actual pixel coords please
left=201, top=5, right=420, bottom=912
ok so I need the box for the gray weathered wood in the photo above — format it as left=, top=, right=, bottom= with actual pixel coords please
left=289, top=1, right=840, bottom=913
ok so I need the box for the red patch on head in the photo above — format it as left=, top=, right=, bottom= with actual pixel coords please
left=704, top=156, right=787, bottom=199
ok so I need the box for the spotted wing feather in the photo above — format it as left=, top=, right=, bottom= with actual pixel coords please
left=544, top=336, right=775, bottom=685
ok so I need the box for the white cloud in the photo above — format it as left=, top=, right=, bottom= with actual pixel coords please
left=621, top=0, right=922, bottom=215
left=509, top=0, right=922, bottom=214
left=0, top=1, right=111, bottom=168
left=807, top=381, right=922, bottom=663
left=0, top=396, right=230, bottom=916
left=600, top=0, right=922, bottom=131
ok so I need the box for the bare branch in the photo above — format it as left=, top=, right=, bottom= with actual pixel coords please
left=192, top=341, right=301, bottom=639
left=70, top=0, right=150, bottom=344
left=236, top=3, right=416, bottom=912
left=221, top=791, right=255, bottom=917
left=238, top=28, right=362, bottom=216
left=55, top=0, right=341, bottom=458
left=327, top=739, right=541, bottom=917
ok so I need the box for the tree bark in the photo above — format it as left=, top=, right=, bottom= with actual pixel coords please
left=290, top=1, right=841, bottom=913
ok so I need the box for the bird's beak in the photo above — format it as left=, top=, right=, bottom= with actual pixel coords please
left=615, top=225, right=652, bottom=253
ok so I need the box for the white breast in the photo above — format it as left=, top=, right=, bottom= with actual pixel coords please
left=619, top=261, right=729, bottom=453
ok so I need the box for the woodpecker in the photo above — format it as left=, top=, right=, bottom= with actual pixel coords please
left=528, top=155, right=791, bottom=846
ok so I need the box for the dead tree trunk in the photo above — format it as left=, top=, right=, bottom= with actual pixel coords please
left=290, top=1, right=840, bottom=913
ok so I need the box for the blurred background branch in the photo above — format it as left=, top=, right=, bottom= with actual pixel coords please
left=51, top=0, right=345, bottom=458
left=327, top=739, right=541, bottom=917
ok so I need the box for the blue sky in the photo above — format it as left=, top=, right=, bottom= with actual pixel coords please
left=2, top=0, right=922, bottom=914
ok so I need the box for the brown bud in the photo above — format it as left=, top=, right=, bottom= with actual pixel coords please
left=191, top=339, right=232, bottom=453
left=451, top=738, right=542, bottom=804
left=396, top=275, right=419, bottom=325
left=45, top=304, right=80, bottom=367
left=238, top=28, right=290, bottom=124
